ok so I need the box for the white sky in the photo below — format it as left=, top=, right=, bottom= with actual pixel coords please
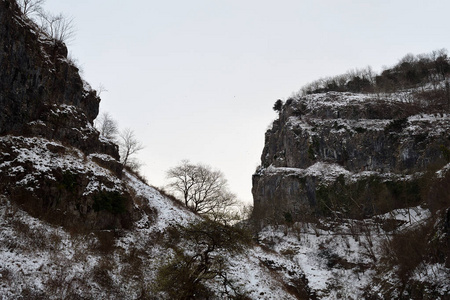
left=43, top=0, right=450, bottom=204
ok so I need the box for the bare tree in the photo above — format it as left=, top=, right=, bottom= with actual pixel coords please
left=206, top=190, right=240, bottom=225
left=432, top=48, right=449, bottom=81
left=166, top=161, right=239, bottom=221
left=95, top=112, right=118, bottom=141
left=39, top=12, right=75, bottom=44
left=189, top=165, right=228, bottom=214
left=166, top=160, right=198, bottom=207
left=119, top=128, right=144, bottom=168
left=17, top=0, right=45, bottom=18
left=96, top=83, right=107, bottom=97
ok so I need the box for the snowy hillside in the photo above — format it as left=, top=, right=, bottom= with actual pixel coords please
left=1, top=165, right=449, bottom=298
left=257, top=206, right=449, bottom=299
left=0, top=167, right=316, bottom=299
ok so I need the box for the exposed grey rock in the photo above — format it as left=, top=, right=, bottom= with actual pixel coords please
left=0, top=0, right=118, bottom=159
left=253, top=92, right=450, bottom=221
left=0, top=0, right=130, bottom=230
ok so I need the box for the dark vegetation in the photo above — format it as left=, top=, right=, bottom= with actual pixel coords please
left=59, top=170, right=78, bottom=194
left=299, top=49, right=450, bottom=96
left=155, top=220, right=252, bottom=299
left=273, top=99, right=283, bottom=112
left=371, top=205, right=450, bottom=299
left=316, top=175, right=422, bottom=219
left=93, top=191, right=127, bottom=215
left=264, top=163, right=449, bottom=225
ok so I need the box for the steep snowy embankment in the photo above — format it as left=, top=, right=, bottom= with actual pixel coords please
left=258, top=206, right=449, bottom=299
left=0, top=164, right=307, bottom=299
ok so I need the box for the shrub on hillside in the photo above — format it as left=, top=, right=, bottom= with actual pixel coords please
left=154, top=220, right=252, bottom=299
left=316, top=175, right=422, bottom=219
left=298, top=49, right=450, bottom=97
left=93, top=191, right=127, bottom=215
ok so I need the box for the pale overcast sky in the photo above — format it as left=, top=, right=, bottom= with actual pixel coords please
left=44, top=0, right=450, bottom=204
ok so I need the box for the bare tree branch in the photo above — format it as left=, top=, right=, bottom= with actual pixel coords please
left=95, top=112, right=118, bottom=141
left=119, top=128, right=144, bottom=168
left=39, top=12, right=75, bottom=44
left=166, top=160, right=198, bottom=207
left=17, top=0, right=45, bottom=18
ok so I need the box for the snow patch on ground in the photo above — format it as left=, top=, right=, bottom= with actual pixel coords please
left=125, top=172, right=198, bottom=231
left=0, top=135, right=123, bottom=194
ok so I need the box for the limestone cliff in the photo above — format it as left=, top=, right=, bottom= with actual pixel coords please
left=0, top=0, right=117, bottom=158
left=253, top=91, right=450, bottom=221
left=0, top=0, right=132, bottom=230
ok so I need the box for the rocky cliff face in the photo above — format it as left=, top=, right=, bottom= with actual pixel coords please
left=253, top=91, right=450, bottom=221
left=0, top=0, right=130, bottom=230
left=0, top=0, right=117, bottom=158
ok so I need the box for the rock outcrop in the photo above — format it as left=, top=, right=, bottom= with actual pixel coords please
left=0, top=0, right=132, bottom=230
left=253, top=92, right=450, bottom=221
left=0, top=0, right=117, bottom=158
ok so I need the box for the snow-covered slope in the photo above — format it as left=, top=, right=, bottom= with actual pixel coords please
left=2, top=175, right=449, bottom=299
left=257, top=206, right=449, bottom=299
left=0, top=165, right=308, bottom=299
